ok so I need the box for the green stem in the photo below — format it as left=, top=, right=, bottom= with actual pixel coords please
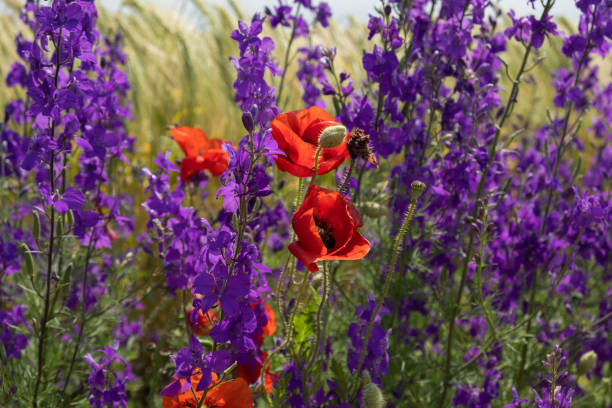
left=337, top=158, right=356, bottom=194
left=309, top=146, right=323, bottom=188
left=275, top=4, right=301, bottom=107
left=516, top=5, right=596, bottom=383
left=262, top=267, right=311, bottom=404
left=277, top=177, right=304, bottom=333
left=33, top=28, right=63, bottom=408
left=439, top=1, right=555, bottom=401
left=355, top=190, right=420, bottom=380
left=307, top=262, right=329, bottom=371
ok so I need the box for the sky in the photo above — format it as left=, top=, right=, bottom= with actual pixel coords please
left=102, top=0, right=581, bottom=24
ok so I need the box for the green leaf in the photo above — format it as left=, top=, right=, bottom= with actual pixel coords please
left=293, top=287, right=320, bottom=345
left=330, top=359, right=349, bottom=395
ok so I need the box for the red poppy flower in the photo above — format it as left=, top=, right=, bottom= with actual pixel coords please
left=170, top=126, right=229, bottom=182
left=270, top=106, right=350, bottom=177
left=289, top=185, right=370, bottom=272
left=205, top=374, right=253, bottom=408
left=237, top=352, right=278, bottom=395
left=161, top=372, right=203, bottom=408
left=162, top=372, right=253, bottom=408
left=261, top=303, right=276, bottom=337
left=186, top=307, right=219, bottom=336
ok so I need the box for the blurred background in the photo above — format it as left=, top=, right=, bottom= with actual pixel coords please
left=0, top=0, right=602, bottom=169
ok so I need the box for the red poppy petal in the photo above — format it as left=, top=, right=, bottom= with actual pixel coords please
left=263, top=303, right=277, bottom=337
left=324, top=231, right=370, bottom=261
left=298, top=106, right=336, bottom=129
left=274, top=155, right=313, bottom=178
left=170, top=126, right=209, bottom=157
left=201, top=149, right=229, bottom=176
left=179, top=156, right=202, bottom=182
left=272, top=119, right=317, bottom=169
left=292, top=208, right=325, bottom=254
left=288, top=242, right=320, bottom=272
left=302, top=119, right=341, bottom=144
left=205, top=375, right=253, bottom=408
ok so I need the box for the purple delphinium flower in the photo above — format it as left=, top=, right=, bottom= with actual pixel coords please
left=346, top=294, right=391, bottom=386
left=85, top=345, right=133, bottom=408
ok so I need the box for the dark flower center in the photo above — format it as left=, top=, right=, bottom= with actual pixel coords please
left=315, top=217, right=335, bottom=249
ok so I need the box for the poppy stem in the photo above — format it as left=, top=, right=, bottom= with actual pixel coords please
left=277, top=177, right=304, bottom=333
left=307, top=261, right=329, bottom=371
left=262, top=266, right=311, bottom=404
left=354, top=181, right=424, bottom=391
left=338, top=158, right=356, bottom=194
left=309, top=145, right=323, bottom=188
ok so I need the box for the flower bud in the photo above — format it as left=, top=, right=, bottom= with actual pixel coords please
left=250, top=104, right=259, bottom=120
left=21, top=243, right=34, bottom=280
left=362, top=381, right=386, bottom=408
left=66, top=210, right=74, bottom=230
left=32, top=211, right=40, bottom=242
left=241, top=112, right=254, bottom=133
left=578, top=350, right=597, bottom=375
left=319, top=125, right=347, bottom=148
left=361, top=202, right=388, bottom=218
left=410, top=180, right=426, bottom=201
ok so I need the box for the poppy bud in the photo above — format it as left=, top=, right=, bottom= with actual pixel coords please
left=362, top=380, right=386, bottom=408
left=361, top=202, right=388, bottom=218
left=319, top=125, right=347, bottom=148
left=410, top=180, right=426, bottom=201
left=242, top=112, right=254, bottom=133
left=578, top=350, right=597, bottom=375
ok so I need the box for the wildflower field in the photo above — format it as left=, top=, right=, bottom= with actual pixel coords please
left=0, top=0, right=611, bottom=407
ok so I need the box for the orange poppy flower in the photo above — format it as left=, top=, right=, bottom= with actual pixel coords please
left=270, top=107, right=350, bottom=177
left=170, top=126, right=229, bottom=182
left=289, top=185, right=370, bottom=272
left=162, top=373, right=253, bottom=408
left=186, top=307, right=219, bottom=336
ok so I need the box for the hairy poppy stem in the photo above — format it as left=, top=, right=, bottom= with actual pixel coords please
left=354, top=181, right=424, bottom=388
left=309, top=146, right=323, bottom=188
left=262, top=266, right=311, bottom=404
left=307, top=261, right=329, bottom=371
left=277, top=177, right=304, bottom=333
left=338, top=158, right=356, bottom=194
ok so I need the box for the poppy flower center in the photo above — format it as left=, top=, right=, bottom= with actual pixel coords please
left=314, top=217, right=335, bottom=249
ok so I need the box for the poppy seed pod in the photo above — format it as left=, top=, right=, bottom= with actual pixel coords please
left=362, top=381, right=386, bottom=408
left=361, top=202, right=388, bottom=218
left=578, top=350, right=597, bottom=375
left=319, top=125, right=347, bottom=148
